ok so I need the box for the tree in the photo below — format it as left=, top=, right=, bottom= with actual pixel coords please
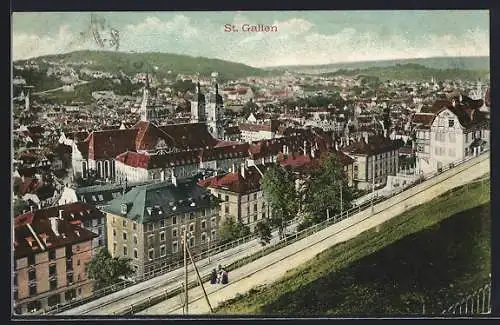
left=303, top=153, right=354, bottom=224
left=219, top=217, right=250, bottom=244
left=255, top=220, right=272, bottom=246
left=261, top=164, right=299, bottom=239
left=86, top=247, right=134, bottom=290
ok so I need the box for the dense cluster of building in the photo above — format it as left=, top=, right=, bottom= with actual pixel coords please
left=12, top=63, right=490, bottom=314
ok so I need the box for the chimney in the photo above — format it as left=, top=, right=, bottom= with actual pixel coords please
left=49, top=217, right=60, bottom=236
left=58, top=209, right=64, bottom=220
left=171, top=170, right=177, bottom=187
left=241, top=163, right=246, bottom=178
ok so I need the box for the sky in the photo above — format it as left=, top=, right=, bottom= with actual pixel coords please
left=12, top=11, right=489, bottom=67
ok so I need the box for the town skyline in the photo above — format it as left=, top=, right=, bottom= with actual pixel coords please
left=12, top=10, right=489, bottom=67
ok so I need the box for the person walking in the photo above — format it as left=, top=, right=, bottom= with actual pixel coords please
left=221, top=269, right=229, bottom=284
left=210, top=268, right=217, bottom=284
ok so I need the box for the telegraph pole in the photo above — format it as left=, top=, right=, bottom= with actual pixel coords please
left=183, top=231, right=188, bottom=315
left=371, top=156, right=375, bottom=214
left=186, top=240, right=214, bottom=313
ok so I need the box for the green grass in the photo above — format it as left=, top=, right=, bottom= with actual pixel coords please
left=216, top=179, right=490, bottom=316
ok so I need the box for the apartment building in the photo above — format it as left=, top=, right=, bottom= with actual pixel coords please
left=413, top=95, right=489, bottom=174
left=13, top=212, right=98, bottom=314
left=102, top=176, right=220, bottom=278
left=198, top=163, right=273, bottom=232
left=341, top=134, right=401, bottom=190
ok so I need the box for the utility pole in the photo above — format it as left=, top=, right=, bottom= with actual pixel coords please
left=340, top=181, right=343, bottom=217
left=371, top=156, right=375, bottom=214
left=183, top=231, right=188, bottom=315
left=186, top=240, right=214, bottom=313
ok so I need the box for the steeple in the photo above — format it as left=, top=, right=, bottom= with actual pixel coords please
left=139, top=73, right=152, bottom=122
left=25, top=89, right=30, bottom=111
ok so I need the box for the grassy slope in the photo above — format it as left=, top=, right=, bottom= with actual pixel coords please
left=216, top=180, right=490, bottom=316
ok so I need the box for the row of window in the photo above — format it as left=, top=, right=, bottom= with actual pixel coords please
left=434, top=132, right=456, bottom=143
left=434, top=147, right=456, bottom=157
left=115, top=230, right=217, bottom=261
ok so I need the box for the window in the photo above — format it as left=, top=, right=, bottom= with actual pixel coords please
left=181, top=225, right=186, bottom=234
left=148, top=234, right=154, bottom=246
left=262, top=212, right=266, bottom=219
left=113, top=229, right=116, bottom=237
left=160, top=245, right=166, bottom=257
left=98, top=238, right=104, bottom=247
left=202, top=209, right=206, bottom=216
left=123, top=220, right=127, bottom=227
left=148, top=249, right=154, bottom=261
left=254, top=204, right=258, bottom=212
left=29, top=284, right=37, bottom=296
left=448, top=119, right=454, bottom=128
left=48, top=248, right=56, bottom=260
left=189, top=223, right=195, bottom=232
left=98, top=227, right=103, bottom=235
left=225, top=205, right=230, bottom=214
left=77, top=260, right=80, bottom=266
left=254, top=215, right=258, bottom=222
left=211, top=229, right=216, bottom=239
left=133, top=235, right=138, bottom=245
left=211, top=217, right=216, bottom=227
left=189, top=212, right=195, bottom=220
left=50, top=278, right=57, bottom=290
left=225, top=195, right=229, bottom=202
left=218, top=193, right=221, bottom=200
left=28, top=269, right=36, bottom=281
left=201, top=220, right=206, bottom=230
left=160, top=220, right=165, bottom=228
left=133, top=223, right=137, bottom=230
left=134, top=249, right=138, bottom=259
left=172, top=228, right=178, bottom=238
left=254, top=193, right=257, bottom=200
left=49, top=264, right=56, bottom=276
left=123, top=246, right=128, bottom=256
left=147, top=223, right=154, bottom=232
left=172, top=216, right=177, bottom=225
left=189, top=236, right=195, bottom=248
left=113, top=243, right=117, bottom=253
left=160, top=231, right=165, bottom=242
left=67, top=273, right=73, bottom=284
left=172, top=241, right=179, bottom=253
left=123, top=232, right=127, bottom=241
left=201, top=232, right=207, bottom=242
left=262, top=202, right=266, bottom=209
left=449, top=133, right=456, bottom=143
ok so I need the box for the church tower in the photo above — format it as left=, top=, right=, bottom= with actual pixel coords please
left=206, top=72, right=224, bottom=139
left=190, top=82, right=206, bottom=123
left=139, top=73, right=155, bottom=122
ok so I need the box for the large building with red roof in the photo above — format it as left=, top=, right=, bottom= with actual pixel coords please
left=13, top=209, right=98, bottom=314
left=412, top=93, right=489, bottom=174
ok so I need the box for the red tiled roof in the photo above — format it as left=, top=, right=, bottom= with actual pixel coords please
left=14, top=207, right=98, bottom=259
left=201, top=164, right=272, bottom=194
left=411, top=113, right=435, bottom=128
left=159, top=123, right=217, bottom=148
left=87, top=129, right=137, bottom=160
left=239, top=120, right=280, bottom=133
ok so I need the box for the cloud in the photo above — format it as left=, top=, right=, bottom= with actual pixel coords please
left=12, top=14, right=490, bottom=67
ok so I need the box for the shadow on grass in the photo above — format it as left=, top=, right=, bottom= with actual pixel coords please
left=261, top=203, right=491, bottom=317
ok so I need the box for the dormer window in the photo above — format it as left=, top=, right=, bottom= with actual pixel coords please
left=120, top=203, right=127, bottom=215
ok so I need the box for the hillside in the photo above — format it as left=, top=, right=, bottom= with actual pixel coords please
left=216, top=179, right=490, bottom=316
left=14, top=50, right=275, bottom=82
left=270, top=56, right=490, bottom=74
left=323, top=63, right=489, bottom=81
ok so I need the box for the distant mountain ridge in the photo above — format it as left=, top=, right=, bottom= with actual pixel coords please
left=14, top=50, right=274, bottom=81
left=269, top=56, right=490, bottom=74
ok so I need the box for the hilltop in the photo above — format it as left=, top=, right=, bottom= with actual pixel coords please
left=14, top=50, right=275, bottom=82
left=270, top=56, right=490, bottom=74
left=321, top=63, right=489, bottom=82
